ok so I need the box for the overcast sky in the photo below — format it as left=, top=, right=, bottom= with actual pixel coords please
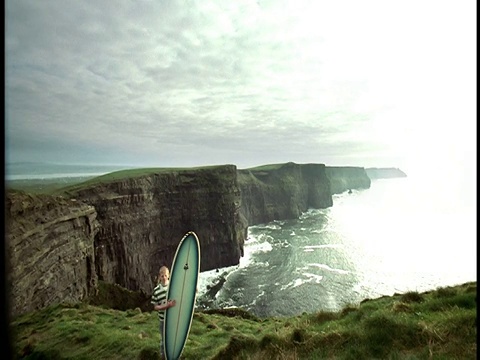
left=5, top=0, right=476, bottom=177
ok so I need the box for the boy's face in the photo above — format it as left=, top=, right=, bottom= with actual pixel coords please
left=159, top=270, right=169, bottom=285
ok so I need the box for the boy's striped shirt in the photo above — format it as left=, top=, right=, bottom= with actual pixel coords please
left=151, top=283, right=168, bottom=320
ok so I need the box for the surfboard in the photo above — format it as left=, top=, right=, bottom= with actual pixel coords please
left=164, top=231, right=201, bottom=360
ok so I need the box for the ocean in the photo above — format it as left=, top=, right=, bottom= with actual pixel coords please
left=197, top=175, right=477, bottom=318
left=5, top=162, right=135, bottom=180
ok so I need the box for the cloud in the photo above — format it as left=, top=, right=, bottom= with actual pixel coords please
left=5, top=0, right=476, bottom=173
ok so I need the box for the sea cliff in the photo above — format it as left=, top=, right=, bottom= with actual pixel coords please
left=238, top=162, right=334, bottom=225
left=6, top=162, right=378, bottom=317
left=5, top=192, right=99, bottom=316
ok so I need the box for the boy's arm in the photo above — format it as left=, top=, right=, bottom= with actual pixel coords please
left=154, top=300, right=176, bottom=311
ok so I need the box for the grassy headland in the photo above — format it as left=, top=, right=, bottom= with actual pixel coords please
left=10, top=281, right=476, bottom=359
left=6, top=176, right=98, bottom=195
left=5, top=165, right=230, bottom=196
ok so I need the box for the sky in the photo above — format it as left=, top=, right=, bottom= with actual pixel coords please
left=5, top=0, right=477, bottom=180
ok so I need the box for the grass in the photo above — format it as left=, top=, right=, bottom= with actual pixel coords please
left=6, top=164, right=233, bottom=197
left=9, top=281, right=476, bottom=359
left=5, top=177, right=97, bottom=195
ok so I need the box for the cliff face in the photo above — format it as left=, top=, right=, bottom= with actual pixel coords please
left=5, top=191, right=99, bottom=317
left=6, top=166, right=244, bottom=317
left=238, top=162, right=333, bottom=225
left=68, top=165, right=245, bottom=296
left=325, top=166, right=371, bottom=194
left=6, top=162, right=376, bottom=317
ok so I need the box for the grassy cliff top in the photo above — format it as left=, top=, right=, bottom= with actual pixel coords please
left=5, top=164, right=233, bottom=196
left=9, top=281, right=476, bottom=360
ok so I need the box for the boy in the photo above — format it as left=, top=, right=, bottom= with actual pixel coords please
left=151, top=266, right=176, bottom=359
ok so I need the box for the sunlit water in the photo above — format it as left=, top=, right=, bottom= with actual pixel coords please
left=198, top=176, right=476, bottom=317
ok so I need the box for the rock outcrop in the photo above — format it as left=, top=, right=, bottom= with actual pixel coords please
left=5, top=191, right=99, bottom=316
left=6, top=162, right=381, bottom=317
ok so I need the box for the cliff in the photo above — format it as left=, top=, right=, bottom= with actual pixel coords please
left=65, top=165, right=245, bottom=297
left=238, top=162, right=332, bottom=224
left=6, top=162, right=377, bottom=317
left=5, top=191, right=99, bottom=316
left=325, top=166, right=371, bottom=194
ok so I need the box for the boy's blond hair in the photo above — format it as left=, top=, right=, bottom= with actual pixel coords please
left=159, top=266, right=170, bottom=276
left=157, top=266, right=170, bottom=284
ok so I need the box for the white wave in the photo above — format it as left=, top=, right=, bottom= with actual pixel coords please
left=280, top=278, right=305, bottom=290
left=280, top=274, right=323, bottom=291
left=300, top=208, right=324, bottom=219
left=311, top=228, right=328, bottom=234
left=311, top=225, right=336, bottom=234
left=303, top=272, right=324, bottom=283
left=198, top=230, right=275, bottom=299
left=249, top=290, right=266, bottom=306
left=254, top=261, right=270, bottom=268
left=282, top=241, right=291, bottom=248
left=280, top=272, right=323, bottom=290
left=236, top=233, right=273, bottom=267
left=197, top=266, right=237, bottom=296
left=259, top=223, right=281, bottom=230
left=246, top=241, right=272, bottom=254
left=292, top=278, right=306, bottom=288
left=303, top=244, right=343, bottom=251
left=305, top=263, right=349, bottom=274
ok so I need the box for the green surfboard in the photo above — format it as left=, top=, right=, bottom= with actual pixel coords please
left=164, top=231, right=201, bottom=360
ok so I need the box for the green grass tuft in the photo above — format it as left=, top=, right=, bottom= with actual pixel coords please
left=401, top=291, right=424, bottom=303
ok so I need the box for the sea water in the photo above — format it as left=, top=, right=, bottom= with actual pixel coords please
left=197, top=175, right=477, bottom=317
left=5, top=162, right=133, bottom=180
